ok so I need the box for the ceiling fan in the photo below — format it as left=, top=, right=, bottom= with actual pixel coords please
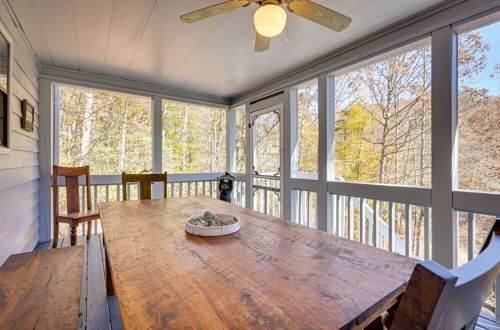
left=180, top=0, right=351, bottom=52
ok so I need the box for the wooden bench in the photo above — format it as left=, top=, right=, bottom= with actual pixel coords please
left=0, top=246, right=84, bottom=329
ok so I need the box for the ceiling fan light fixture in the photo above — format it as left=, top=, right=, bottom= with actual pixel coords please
left=253, top=4, right=287, bottom=38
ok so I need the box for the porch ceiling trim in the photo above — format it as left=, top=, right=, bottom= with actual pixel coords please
left=40, top=65, right=231, bottom=108
left=230, top=0, right=500, bottom=106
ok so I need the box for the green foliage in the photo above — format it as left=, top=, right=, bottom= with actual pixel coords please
left=296, top=83, right=319, bottom=174
left=59, top=87, right=152, bottom=174
left=162, top=101, right=226, bottom=174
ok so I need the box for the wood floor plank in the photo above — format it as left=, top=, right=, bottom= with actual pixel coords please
left=476, top=316, right=500, bottom=330
left=33, top=241, right=50, bottom=250
left=480, top=312, right=500, bottom=323
left=108, top=295, right=123, bottom=330
left=77, top=236, right=88, bottom=330
left=86, top=234, right=110, bottom=330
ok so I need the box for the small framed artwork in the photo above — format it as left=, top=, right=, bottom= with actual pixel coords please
left=21, top=99, right=34, bottom=132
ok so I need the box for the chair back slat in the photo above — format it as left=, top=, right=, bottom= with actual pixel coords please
left=122, top=172, right=168, bottom=200
left=393, top=218, right=500, bottom=330
left=65, top=176, right=80, bottom=213
left=52, top=165, right=92, bottom=215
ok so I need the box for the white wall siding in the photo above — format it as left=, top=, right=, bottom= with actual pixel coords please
left=0, top=0, right=40, bottom=264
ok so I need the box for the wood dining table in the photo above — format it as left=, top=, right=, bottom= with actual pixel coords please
left=99, top=196, right=418, bottom=329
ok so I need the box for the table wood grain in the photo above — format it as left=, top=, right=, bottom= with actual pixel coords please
left=99, top=196, right=418, bottom=329
left=0, top=246, right=83, bottom=329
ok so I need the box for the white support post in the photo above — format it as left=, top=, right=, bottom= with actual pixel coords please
left=37, top=78, right=53, bottom=243
left=282, top=88, right=293, bottom=221
left=152, top=96, right=163, bottom=198
left=432, top=25, right=458, bottom=269
left=317, top=73, right=334, bottom=232
left=226, top=109, right=236, bottom=173
left=245, top=102, right=253, bottom=210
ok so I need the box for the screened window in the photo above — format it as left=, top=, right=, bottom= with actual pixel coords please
left=58, top=85, right=152, bottom=174
left=293, top=79, right=318, bottom=175
left=333, top=40, right=432, bottom=186
left=235, top=106, right=246, bottom=173
left=162, top=100, right=226, bottom=174
left=457, top=20, right=500, bottom=193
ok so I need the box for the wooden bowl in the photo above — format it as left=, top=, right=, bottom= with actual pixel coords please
left=185, top=214, right=241, bottom=236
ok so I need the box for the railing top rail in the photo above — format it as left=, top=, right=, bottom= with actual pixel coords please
left=54, top=172, right=225, bottom=186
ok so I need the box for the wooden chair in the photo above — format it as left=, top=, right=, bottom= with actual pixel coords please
left=386, top=218, right=500, bottom=330
left=52, top=165, right=100, bottom=247
left=121, top=172, right=168, bottom=200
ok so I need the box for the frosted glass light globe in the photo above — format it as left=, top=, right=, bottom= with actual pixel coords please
left=253, top=4, right=287, bottom=38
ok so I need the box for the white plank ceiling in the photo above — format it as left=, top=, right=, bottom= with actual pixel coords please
left=9, top=0, right=446, bottom=98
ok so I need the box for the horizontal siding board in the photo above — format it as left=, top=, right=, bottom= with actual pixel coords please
left=0, top=166, right=39, bottom=192
left=13, top=63, right=40, bottom=104
left=0, top=150, right=39, bottom=170
left=9, top=131, right=39, bottom=153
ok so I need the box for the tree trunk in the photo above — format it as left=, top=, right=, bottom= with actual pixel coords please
left=81, top=92, right=94, bottom=160
left=118, top=99, right=129, bottom=170
left=182, top=105, right=188, bottom=172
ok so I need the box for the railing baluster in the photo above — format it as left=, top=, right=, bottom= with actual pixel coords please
left=405, top=204, right=412, bottom=257
left=180, top=183, right=184, bottom=197
left=467, top=212, right=475, bottom=261
left=81, top=186, right=86, bottom=211
left=339, top=196, right=345, bottom=237
left=389, top=202, right=395, bottom=253
left=210, top=181, right=213, bottom=197
left=307, top=191, right=312, bottom=227
left=359, top=198, right=365, bottom=244
left=424, top=206, right=430, bottom=259
left=264, top=189, right=268, bottom=215
left=195, top=182, right=199, bottom=196
left=127, top=184, right=131, bottom=200
left=372, top=200, right=378, bottom=247
left=335, top=195, right=340, bottom=235
left=297, top=191, right=302, bottom=224
left=105, top=185, right=109, bottom=202
left=203, top=181, right=206, bottom=196
left=93, top=185, right=98, bottom=209
left=188, top=182, right=191, bottom=196
left=116, top=184, right=120, bottom=201
left=347, top=196, right=353, bottom=240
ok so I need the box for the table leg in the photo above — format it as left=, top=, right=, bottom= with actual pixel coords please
left=104, top=238, right=115, bottom=296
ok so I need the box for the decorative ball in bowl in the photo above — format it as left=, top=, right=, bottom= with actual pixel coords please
left=185, top=211, right=241, bottom=236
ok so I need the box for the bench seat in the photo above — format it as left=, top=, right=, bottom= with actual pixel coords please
left=0, top=246, right=84, bottom=329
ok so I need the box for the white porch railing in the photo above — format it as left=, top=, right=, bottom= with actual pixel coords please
left=55, top=173, right=498, bottom=317
left=252, top=176, right=280, bottom=217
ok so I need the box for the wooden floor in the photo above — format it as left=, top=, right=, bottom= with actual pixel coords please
left=34, top=233, right=499, bottom=330
left=35, top=233, right=123, bottom=330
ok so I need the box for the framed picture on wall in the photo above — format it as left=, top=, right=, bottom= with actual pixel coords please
left=21, top=99, right=34, bottom=132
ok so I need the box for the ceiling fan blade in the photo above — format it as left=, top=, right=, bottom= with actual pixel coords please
left=287, top=0, right=351, bottom=32
left=180, top=0, right=250, bottom=23
left=254, top=32, right=271, bottom=52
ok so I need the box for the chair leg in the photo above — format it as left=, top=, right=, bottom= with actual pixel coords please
left=87, top=220, right=92, bottom=240
left=52, top=221, right=59, bottom=248
left=70, top=223, right=78, bottom=246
